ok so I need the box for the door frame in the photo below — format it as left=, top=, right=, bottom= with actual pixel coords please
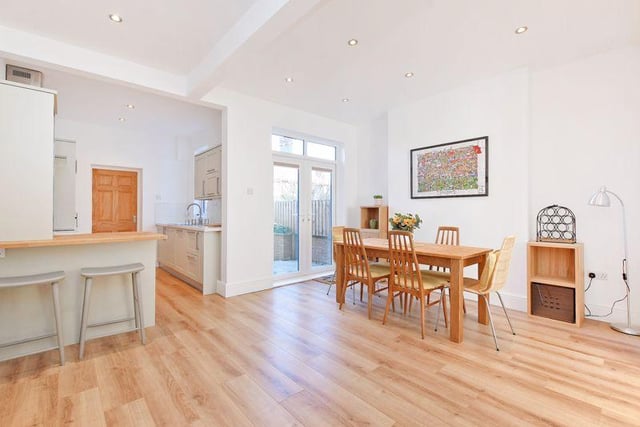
left=91, top=165, right=143, bottom=232
left=272, top=156, right=336, bottom=282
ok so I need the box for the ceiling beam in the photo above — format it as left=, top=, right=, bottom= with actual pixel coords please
left=187, top=0, right=326, bottom=100
left=0, top=24, right=187, bottom=96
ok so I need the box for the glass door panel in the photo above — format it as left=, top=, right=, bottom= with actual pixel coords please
left=273, top=164, right=300, bottom=275
left=311, top=168, right=333, bottom=269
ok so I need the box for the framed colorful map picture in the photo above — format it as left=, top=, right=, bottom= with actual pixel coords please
left=410, top=136, right=488, bottom=199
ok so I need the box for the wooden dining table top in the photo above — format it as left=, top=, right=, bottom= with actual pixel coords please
left=350, top=238, right=492, bottom=259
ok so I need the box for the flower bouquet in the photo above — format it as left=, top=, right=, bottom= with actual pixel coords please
left=389, top=212, right=422, bottom=233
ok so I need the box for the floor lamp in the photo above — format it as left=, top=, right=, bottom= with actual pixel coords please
left=588, top=186, right=639, bottom=335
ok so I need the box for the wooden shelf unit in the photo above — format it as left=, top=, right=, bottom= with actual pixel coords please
left=527, top=241, right=584, bottom=326
left=359, top=205, right=388, bottom=239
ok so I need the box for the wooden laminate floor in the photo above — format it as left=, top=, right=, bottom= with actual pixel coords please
left=1, top=269, right=640, bottom=426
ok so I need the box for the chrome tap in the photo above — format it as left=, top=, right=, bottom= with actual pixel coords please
left=186, top=203, right=202, bottom=225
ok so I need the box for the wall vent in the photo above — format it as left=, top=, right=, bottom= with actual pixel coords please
left=6, top=64, right=43, bottom=87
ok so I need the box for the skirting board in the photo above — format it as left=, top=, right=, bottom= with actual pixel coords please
left=217, top=276, right=273, bottom=298
left=217, top=270, right=333, bottom=298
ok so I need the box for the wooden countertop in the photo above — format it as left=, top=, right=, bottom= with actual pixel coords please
left=0, top=232, right=166, bottom=249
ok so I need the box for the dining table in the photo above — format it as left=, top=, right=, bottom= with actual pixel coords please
left=334, top=238, right=493, bottom=343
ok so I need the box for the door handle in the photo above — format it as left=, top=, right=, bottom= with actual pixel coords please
left=133, top=215, right=137, bottom=224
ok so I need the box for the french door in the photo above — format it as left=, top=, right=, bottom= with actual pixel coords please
left=273, top=159, right=335, bottom=278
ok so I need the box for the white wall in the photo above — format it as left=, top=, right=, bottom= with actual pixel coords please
left=54, top=119, right=202, bottom=233
left=201, top=88, right=359, bottom=296
left=530, top=46, right=640, bottom=322
left=386, top=68, right=531, bottom=308
left=356, top=114, right=389, bottom=207
left=369, top=46, right=640, bottom=324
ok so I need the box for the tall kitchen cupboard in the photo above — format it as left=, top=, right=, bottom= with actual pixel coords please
left=194, top=145, right=222, bottom=199
left=0, top=80, right=56, bottom=241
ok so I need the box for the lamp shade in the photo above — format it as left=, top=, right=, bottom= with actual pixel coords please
left=588, top=186, right=611, bottom=207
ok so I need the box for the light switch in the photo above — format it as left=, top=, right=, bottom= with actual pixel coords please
left=246, top=187, right=254, bottom=195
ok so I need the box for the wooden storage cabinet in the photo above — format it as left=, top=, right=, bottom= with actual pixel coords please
left=194, top=146, right=221, bottom=199
left=527, top=242, right=584, bottom=326
left=360, top=206, right=388, bottom=239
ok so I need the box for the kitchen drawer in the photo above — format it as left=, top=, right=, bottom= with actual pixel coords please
left=185, top=250, right=202, bottom=282
left=185, top=230, right=201, bottom=253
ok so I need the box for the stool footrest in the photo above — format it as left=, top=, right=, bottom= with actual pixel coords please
left=0, top=332, right=57, bottom=349
left=88, top=317, right=136, bottom=328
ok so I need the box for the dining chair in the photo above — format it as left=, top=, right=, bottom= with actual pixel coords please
left=341, top=228, right=391, bottom=319
left=463, top=236, right=516, bottom=351
left=326, top=226, right=345, bottom=296
left=420, top=226, right=464, bottom=314
left=423, top=226, right=459, bottom=278
left=383, top=230, right=449, bottom=338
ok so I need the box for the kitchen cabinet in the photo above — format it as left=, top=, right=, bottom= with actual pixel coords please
left=0, top=81, right=56, bottom=241
left=194, top=145, right=222, bottom=199
left=157, top=224, right=220, bottom=294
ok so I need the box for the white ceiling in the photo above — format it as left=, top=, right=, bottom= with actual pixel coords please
left=1, top=0, right=638, bottom=124
left=218, top=0, right=640, bottom=123
left=36, top=65, right=220, bottom=136
left=0, top=0, right=258, bottom=74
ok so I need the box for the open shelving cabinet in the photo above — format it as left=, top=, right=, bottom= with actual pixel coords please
left=527, top=241, right=584, bottom=326
left=359, top=205, right=388, bottom=239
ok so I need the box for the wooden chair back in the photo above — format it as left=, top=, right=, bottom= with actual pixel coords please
left=388, top=230, right=423, bottom=292
left=435, top=226, right=460, bottom=246
left=343, top=228, right=372, bottom=282
left=477, top=236, right=516, bottom=294
left=332, top=226, right=344, bottom=263
left=430, top=226, right=460, bottom=272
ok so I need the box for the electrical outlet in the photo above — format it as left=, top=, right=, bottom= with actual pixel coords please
left=590, top=271, right=607, bottom=280
left=0, top=248, right=5, bottom=258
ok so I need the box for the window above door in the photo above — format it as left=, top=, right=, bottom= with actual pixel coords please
left=272, top=134, right=336, bottom=162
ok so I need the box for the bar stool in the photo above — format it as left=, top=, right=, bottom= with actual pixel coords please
left=0, top=271, right=66, bottom=365
left=79, top=263, right=145, bottom=359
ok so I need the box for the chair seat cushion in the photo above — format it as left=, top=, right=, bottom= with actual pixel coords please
left=369, top=263, right=391, bottom=279
left=393, top=270, right=446, bottom=291
left=420, top=269, right=450, bottom=280
left=419, top=270, right=449, bottom=289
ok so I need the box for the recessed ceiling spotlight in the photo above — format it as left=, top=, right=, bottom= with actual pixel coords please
left=108, top=14, right=123, bottom=23
left=405, top=72, right=414, bottom=78
left=347, top=39, right=358, bottom=46
left=515, top=26, right=528, bottom=34
left=342, top=98, right=350, bottom=103
left=285, top=77, right=294, bottom=83
left=118, top=117, right=126, bottom=122
left=125, top=104, right=135, bottom=109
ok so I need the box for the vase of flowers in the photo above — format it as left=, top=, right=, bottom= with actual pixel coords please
left=389, top=212, right=422, bottom=233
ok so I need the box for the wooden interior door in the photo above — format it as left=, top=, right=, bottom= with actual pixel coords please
left=92, top=168, right=138, bottom=233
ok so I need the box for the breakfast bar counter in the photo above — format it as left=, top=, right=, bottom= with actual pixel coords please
left=0, top=232, right=165, bottom=361
left=0, top=231, right=165, bottom=249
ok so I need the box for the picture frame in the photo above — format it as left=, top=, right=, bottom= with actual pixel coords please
left=410, top=136, right=488, bottom=199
